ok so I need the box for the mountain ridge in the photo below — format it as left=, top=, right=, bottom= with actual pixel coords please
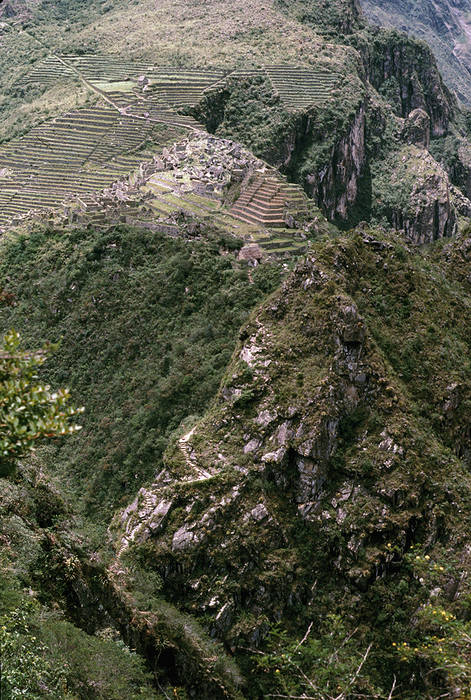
left=361, top=0, right=471, bottom=105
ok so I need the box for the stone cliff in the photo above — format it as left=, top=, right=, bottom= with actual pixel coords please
left=361, top=0, right=471, bottom=104
left=352, top=28, right=455, bottom=137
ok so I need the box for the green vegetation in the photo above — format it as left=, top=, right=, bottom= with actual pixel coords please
left=0, top=587, right=157, bottom=699
left=0, top=224, right=281, bottom=519
left=276, top=0, right=364, bottom=36
left=4, top=0, right=471, bottom=697
left=0, top=503, right=160, bottom=699
left=0, top=590, right=67, bottom=699
left=0, top=329, right=82, bottom=477
left=254, top=616, right=383, bottom=698
left=110, top=227, right=471, bottom=698
left=4, top=216, right=471, bottom=698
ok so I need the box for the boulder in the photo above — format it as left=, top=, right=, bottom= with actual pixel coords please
left=238, top=243, right=264, bottom=263
left=403, top=108, right=431, bottom=148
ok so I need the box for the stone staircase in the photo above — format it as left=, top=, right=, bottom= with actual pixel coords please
left=230, top=173, right=307, bottom=228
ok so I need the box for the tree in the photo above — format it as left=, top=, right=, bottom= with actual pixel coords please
left=0, top=596, right=68, bottom=700
left=0, top=329, right=83, bottom=477
left=252, top=615, right=385, bottom=699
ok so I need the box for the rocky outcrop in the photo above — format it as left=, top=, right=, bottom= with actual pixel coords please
left=361, top=0, right=471, bottom=105
left=452, top=140, right=471, bottom=198
left=114, top=232, right=458, bottom=651
left=0, top=463, right=243, bottom=699
left=395, top=167, right=457, bottom=244
left=352, top=28, right=455, bottom=136
left=305, top=102, right=367, bottom=222
left=392, top=192, right=457, bottom=244
left=434, top=136, right=471, bottom=201
left=0, top=1, right=22, bottom=18
left=450, top=183, right=471, bottom=218
left=108, top=231, right=471, bottom=700
left=402, top=108, right=431, bottom=147
left=373, top=145, right=458, bottom=243
left=238, top=243, right=264, bottom=263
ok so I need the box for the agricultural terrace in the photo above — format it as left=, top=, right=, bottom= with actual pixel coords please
left=0, top=106, right=186, bottom=227
left=1, top=54, right=338, bottom=234
left=264, top=65, right=340, bottom=109
left=21, top=55, right=76, bottom=88
left=21, top=55, right=340, bottom=111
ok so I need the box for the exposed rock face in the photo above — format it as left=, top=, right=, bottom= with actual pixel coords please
left=110, top=230, right=471, bottom=684
left=0, top=0, right=37, bottom=19
left=353, top=28, right=455, bottom=136
left=107, top=235, right=415, bottom=641
left=450, top=183, right=471, bottom=218
left=395, top=170, right=457, bottom=244
left=305, top=103, right=367, bottom=222
left=0, top=465, right=242, bottom=700
left=361, top=0, right=471, bottom=105
left=373, top=145, right=458, bottom=243
left=403, top=108, right=431, bottom=147
left=115, top=482, right=173, bottom=554
left=0, top=2, right=20, bottom=18
left=454, top=142, right=471, bottom=198
left=439, top=138, right=471, bottom=200
left=394, top=198, right=456, bottom=244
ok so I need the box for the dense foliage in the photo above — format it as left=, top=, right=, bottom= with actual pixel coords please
left=0, top=329, right=83, bottom=477
left=117, top=228, right=471, bottom=698
left=0, top=224, right=281, bottom=519
left=4, top=0, right=471, bottom=696
left=0, top=572, right=157, bottom=699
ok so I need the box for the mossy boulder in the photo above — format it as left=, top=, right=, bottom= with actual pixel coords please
left=372, top=144, right=458, bottom=242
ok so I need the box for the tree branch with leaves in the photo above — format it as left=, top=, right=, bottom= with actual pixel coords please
left=0, top=329, right=83, bottom=477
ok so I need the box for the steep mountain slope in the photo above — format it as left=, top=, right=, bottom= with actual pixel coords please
left=4, top=0, right=471, bottom=698
left=5, top=222, right=471, bottom=697
left=106, top=228, right=471, bottom=698
left=0, top=224, right=282, bottom=519
left=0, top=458, right=243, bottom=699
left=361, top=0, right=471, bottom=105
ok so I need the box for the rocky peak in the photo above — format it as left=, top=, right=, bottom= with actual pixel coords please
left=361, top=0, right=471, bottom=104
left=403, top=108, right=431, bottom=147
left=353, top=28, right=455, bottom=137
left=109, top=229, right=471, bottom=692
